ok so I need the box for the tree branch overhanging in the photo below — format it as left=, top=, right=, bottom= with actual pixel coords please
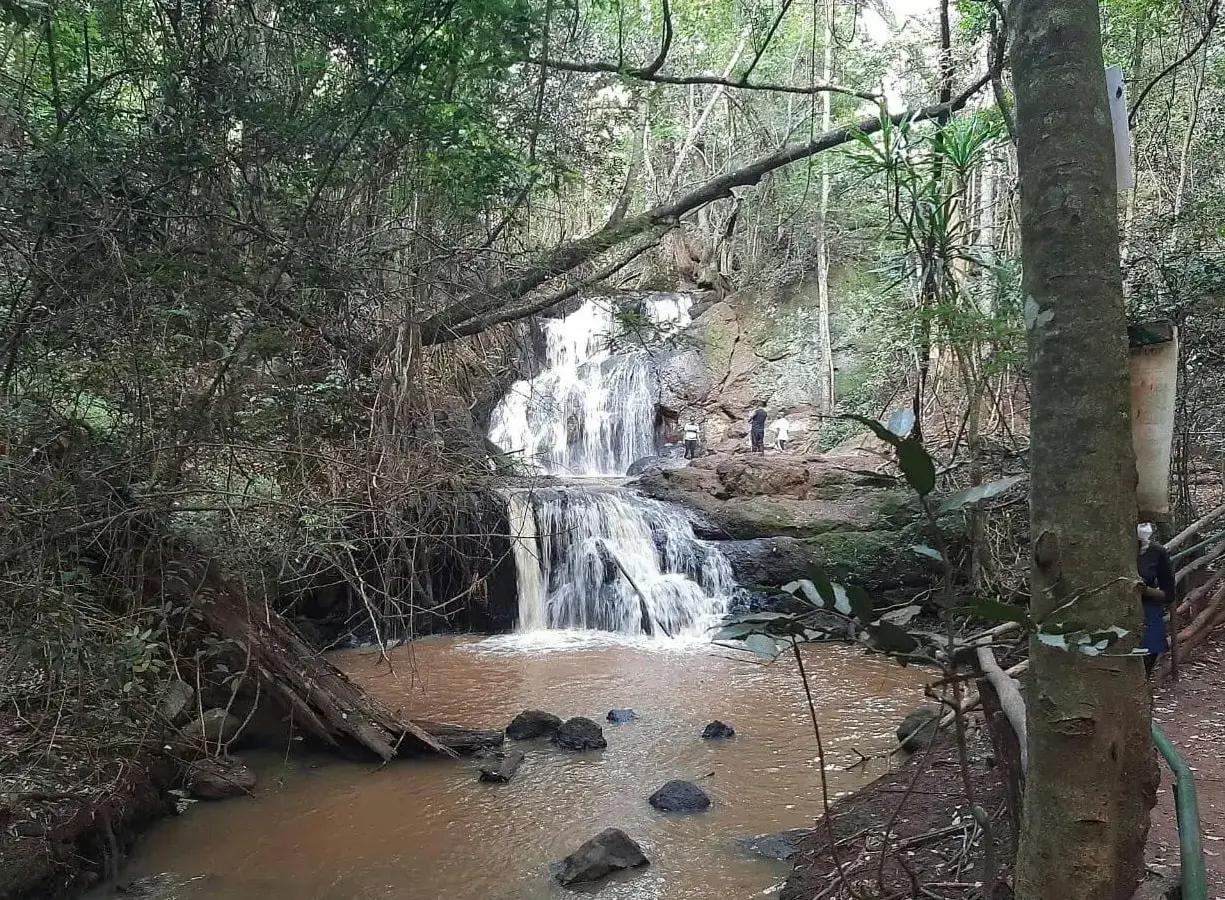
left=418, top=70, right=994, bottom=346
left=527, top=55, right=883, bottom=102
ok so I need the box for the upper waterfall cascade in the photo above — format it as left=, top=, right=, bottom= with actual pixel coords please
left=489, top=294, right=691, bottom=477
left=489, top=294, right=738, bottom=637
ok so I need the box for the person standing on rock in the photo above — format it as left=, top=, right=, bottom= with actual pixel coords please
left=749, top=406, right=767, bottom=453
left=683, top=419, right=700, bottom=460
left=773, top=416, right=791, bottom=452
left=1137, top=522, right=1176, bottom=678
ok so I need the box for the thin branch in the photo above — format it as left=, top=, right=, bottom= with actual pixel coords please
left=742, top=0, right=795, bottom=82
left=1129, top=0, right=1221, bottom=127
left=527, top=55, right=882, bottom=102
left=640, top=0, right=672, bottom=76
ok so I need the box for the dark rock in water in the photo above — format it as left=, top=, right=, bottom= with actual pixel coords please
left=478, top=749, right=525, bottom=784
left=607, top=709, right=637, bottom=724
left=553, top=717, right=607, bottom=751
left=702, top=720, right=736, bottom=740
left=187, top=756, right=257, bottom=800
left=737, top=828, right=815, bottom=861
left=551, top=827, right=650, bottom=886
left=507, top=710, right=563, bottom=741
left=897, top=707, right=941, bottom=752
left=648, top=779, right=712, bottom=813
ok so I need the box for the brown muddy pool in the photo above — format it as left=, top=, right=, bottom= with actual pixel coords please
left=125, top=633, right=930, bottom=900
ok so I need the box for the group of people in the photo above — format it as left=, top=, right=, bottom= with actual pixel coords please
left=680, top=406, right=792, bottom=460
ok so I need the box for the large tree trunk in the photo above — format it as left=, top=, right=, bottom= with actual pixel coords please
left=1011, top=1, right=1158, bottom=897
left=813, top=0, right=836, bottom=416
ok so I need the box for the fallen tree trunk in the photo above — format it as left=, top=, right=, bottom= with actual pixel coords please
left=1166, top=502, right=1225, bottom=552
left=158, top=553, right=491, bottom=761
left=975, top=646, right=1028, bottom=773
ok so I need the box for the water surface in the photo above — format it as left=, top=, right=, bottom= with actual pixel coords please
left=129, top=634, right=929, bottom=899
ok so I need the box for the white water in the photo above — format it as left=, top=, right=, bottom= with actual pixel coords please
left=505, top=486, right=734, bottom=637
left=490, top=294, right=736, bottom=639
left=489, top=294, right=691, bottom=477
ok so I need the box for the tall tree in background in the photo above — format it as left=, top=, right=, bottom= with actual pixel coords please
left=1011, top=0, right=1158, bottom=896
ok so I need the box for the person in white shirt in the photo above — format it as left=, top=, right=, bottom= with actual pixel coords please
left=683, top=420, right=700, bottom=459
left=774, top=417, right=791, bottom=451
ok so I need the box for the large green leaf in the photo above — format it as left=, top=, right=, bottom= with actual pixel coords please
left=897, top=437, right=937, bottom=496
left=867, top=620, right=920, bottom=654
left=846, top=584, right=875, bottom=624
left=956, top=597, right=1034, bottom=628
left=937, top=475, right=1025, bottom=515
left=837, top=414, right=903, bottom=448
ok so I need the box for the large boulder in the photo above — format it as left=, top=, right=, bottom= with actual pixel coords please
left=507, top=710, right=563, bottom=741
left=187, top=757, right=257, bottom=800
left=896, top=707, right=941, bottom=752
left=553, top=717, right=607, bottom=751
left=649, top=779, right=712, bottom=812
left=551, top=827, right=650, bottom=886
left=181, top=708, right=243, bottom=747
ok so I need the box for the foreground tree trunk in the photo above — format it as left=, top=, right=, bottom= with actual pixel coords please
left=1011, top=1, right=1158, bottom=898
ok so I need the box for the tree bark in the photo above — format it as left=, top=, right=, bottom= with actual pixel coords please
left=813, top=0, right=836, bottom=416
left=1011, top=1, right=1158, bottom=897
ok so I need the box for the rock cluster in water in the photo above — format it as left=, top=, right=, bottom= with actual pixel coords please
left=478, top=749, right=524, bottom=784
left=702, top=719, right=736, bottom=740
left=552, top=717, right=607, bottom=751
left=648, top=779, right=712, bottom=813
left=551, top=827, right=650, bottom=886
left=506, top=709, right=563, bottom=741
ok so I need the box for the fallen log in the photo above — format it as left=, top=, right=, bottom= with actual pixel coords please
left=158, top=553, right=467, bottom=761
left=975, top=646, right=1027, bottom=773
left=1167, top=502, right=1225, bottom=552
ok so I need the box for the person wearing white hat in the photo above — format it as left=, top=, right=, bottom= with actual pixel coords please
left=1137, top=522, right=1176, bottom=678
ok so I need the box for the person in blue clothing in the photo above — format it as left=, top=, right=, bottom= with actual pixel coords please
left=1137, top=522, right=1176, bottom=678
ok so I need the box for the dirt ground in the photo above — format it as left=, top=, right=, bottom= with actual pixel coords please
left=782, top=729, right=1015, bottom=900
left=1149, top=639, right=1225, bottom=898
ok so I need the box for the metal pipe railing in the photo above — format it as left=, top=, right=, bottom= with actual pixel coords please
left=1151, top=719, right=1208, bottom=900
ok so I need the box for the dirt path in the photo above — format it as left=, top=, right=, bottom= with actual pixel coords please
left=1149, top=639, right=1225, bottom=897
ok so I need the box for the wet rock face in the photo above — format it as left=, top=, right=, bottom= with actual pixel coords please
left=506, top=710, right=563, bottom=741
left=551, top=827, right=650, bottom=886
left=552, top=717, right=607, bottom=751
left=897, top=707, right=941, bottom=752
left=701, top=720, right=736, bottom=740
left=180, top=708, right=243, bottom=747
left=648, top=779, right=712, bottom=813
left=737, top=828, right=815, bottom=861
left=187, top=757, right=257, bottom=800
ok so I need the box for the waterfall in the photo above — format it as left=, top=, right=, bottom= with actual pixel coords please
left=491, top=293, right=736, bottom=638
left=508, top=486, right=734, bottom=636
left=489, top=294, right=692, bottom=476
left=503, top=490, right=546, bottom=631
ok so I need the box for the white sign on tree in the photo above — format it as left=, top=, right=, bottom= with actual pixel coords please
left=1105, top=65, right=1135, bottom=191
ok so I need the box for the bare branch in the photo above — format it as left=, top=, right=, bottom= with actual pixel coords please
left=527, top=55, right=883, bottom=102
left=419, top=71, right=993, bottom=345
